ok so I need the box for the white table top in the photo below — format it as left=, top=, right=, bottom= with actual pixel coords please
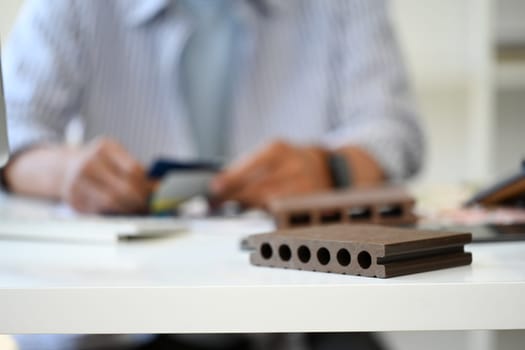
left=0, top=195, right=525, bottom=334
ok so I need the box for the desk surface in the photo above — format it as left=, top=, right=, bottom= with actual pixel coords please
left=0, top=195, right=525, bottom=334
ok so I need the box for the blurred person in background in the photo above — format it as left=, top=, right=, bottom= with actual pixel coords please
left=1, top=0, right=423, bottom=213
left=1, top=0, right=423, bottom=349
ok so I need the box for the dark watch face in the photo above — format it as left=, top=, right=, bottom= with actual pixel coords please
left=0, top=55, right=9, bottom=167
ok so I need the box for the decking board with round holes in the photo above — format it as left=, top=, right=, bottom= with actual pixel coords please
left=269, top=186, right=418, bottom=229
left=246, top=224, right=472, bottom=278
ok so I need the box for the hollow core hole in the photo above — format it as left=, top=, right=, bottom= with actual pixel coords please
left=317, top=247, right=330, bottom=265
left=337, top=248, right=351, bottom=266
left=298, top=245, right=311, bottom=263
left=348, top=207, right=372, bottom=221
left=260, top=243, right=273, bottom=260
left=279, top=244, right=292, bottom=261
left=288, top=212, right=311, bottom=227
left=379, top=204, right=403, bottom=218
left=320, top=210, right=342, bottom=224
left=358, top=251, right=372, bottom=269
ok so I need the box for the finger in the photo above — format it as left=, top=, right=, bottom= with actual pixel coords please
left=236, top=179, right=306, bottom=208
left=86, top=138, right=147, bottom=186
left=95, top=139, right=147, bottom=181
left=225, top=158, right=303, bottom=204
left=84, top=158, right=148, bottom=212
left=258, top=179, right=312, bottom=207
left=95, top=140, right=151, bottom=198
left=84, top=181, right=130, bottom=214
left=107, top=147, right=151, bottom=200
left=68, top=177, right=128, bottom=214
left=213, top=141, right=291, bottom=195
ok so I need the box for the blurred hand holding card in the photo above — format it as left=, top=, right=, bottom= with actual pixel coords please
left=148, top=159, right=222, bottom=214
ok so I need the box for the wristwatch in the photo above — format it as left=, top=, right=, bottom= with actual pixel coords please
left=327, top=152, right=352, bottom=189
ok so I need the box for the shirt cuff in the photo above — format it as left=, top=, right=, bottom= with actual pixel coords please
left=320, top=122, right=423, bottom=181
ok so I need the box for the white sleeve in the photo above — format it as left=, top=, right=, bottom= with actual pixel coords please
left=3, top=0, right=88, bottom=153
left=321, top=0, right=425, bottom=180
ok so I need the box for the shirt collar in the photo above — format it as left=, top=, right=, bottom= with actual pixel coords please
left=120, top=0, right=281, bottom=27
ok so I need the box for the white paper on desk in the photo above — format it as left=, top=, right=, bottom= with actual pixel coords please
left=0, top=217, right=187, bottom=244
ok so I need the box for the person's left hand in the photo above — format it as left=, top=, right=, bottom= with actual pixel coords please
left=210, top=141, right=332, bottom=208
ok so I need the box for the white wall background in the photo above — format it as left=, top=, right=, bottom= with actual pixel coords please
left=0, top=0, right=22, bottom=40
left=393, top=0, right=525, bottom=185
left=391, top=0, right=494, bottom=185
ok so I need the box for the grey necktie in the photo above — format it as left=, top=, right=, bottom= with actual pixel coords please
left=180, top=0, right=240, bottom=160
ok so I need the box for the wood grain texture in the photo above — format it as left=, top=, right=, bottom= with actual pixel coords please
left=248, top=224, right=472, bottom=278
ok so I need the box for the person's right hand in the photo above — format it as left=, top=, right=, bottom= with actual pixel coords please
left=60, top=138, right=153, bottom=214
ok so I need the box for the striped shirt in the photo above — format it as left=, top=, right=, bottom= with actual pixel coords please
left=4, top=0, right=424, bottom=180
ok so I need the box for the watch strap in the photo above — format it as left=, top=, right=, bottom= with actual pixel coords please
left=328, top=152, right=352, bottom=189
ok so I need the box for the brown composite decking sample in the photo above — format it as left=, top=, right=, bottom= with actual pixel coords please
left=247, top=224, right=472, bottom=278
left=269, top=186, right=418, bottom=229
left=465, top=174, right=525, bottom=207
